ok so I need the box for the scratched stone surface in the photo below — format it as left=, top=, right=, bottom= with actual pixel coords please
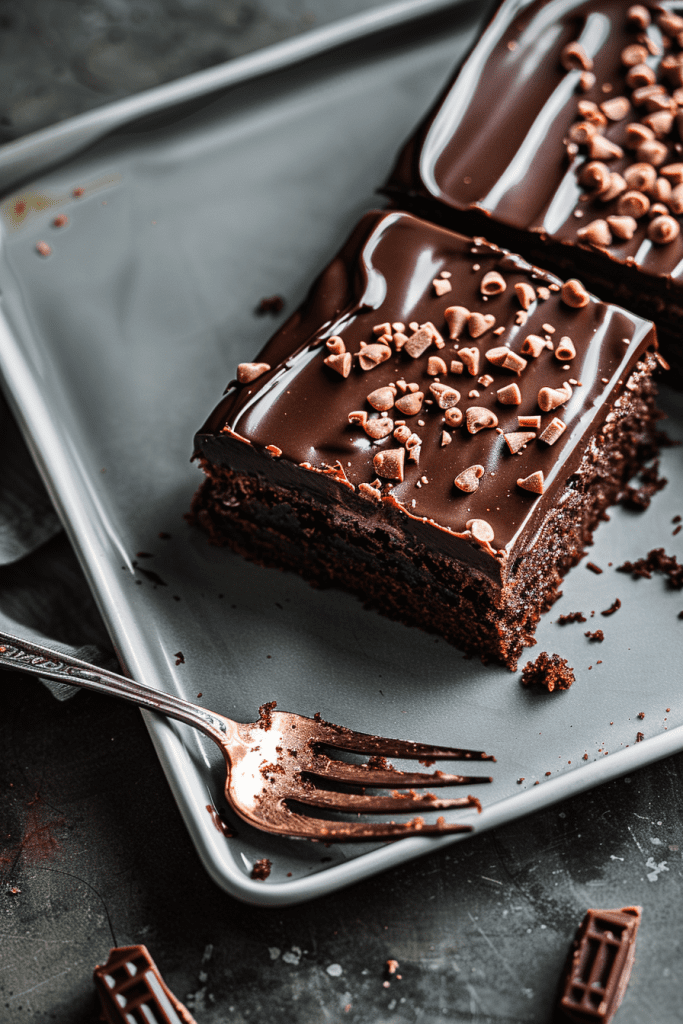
left=1, top=672, right=682, bottom=1023
left=0, top=2, right=683, bottom=1022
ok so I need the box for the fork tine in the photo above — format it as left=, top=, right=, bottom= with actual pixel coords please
left=242, top=808, right=477, bottom=841
left=305, top=756, right=492, bottom=788
left=306, top=719, right=495, bottom=762
left=291, top=791, right=482, bottom=814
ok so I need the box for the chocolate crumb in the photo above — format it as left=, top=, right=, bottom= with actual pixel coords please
left=35, top=240, right=51, bottom=257
left=586, top=562, right=603, bottom=574
left=174, top=651, right=184, bottom=665
left=636, top=732, right=645, bottom=742
left=256, top=295, right=285, bottom=315
left=258, top=700, right=277, bottom=730
left=585, top=629, right=605, bottom=641
left=251, top=857, right=272, bottom=880
left=558, top=612, right=587, bottom=624
left=637, top=712, right=645, bottom=719
left=521, top=652, right=575, bottom=692
left=617, top=548, right=683, bottom=589
left=620, top=459, right=667, bottom=510
left=601, top=598, right=621, bottom=616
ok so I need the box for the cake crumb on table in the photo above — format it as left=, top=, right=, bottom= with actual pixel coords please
left=521, top=652, right=574, bottom=692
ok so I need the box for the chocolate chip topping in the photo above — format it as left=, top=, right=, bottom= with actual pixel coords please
left=466, top=407, right=499, bottom=434
left=454, top=464, right=484, bottom=493
left=205, top=211, right=655, bottom=564
left=373, top=448, right=405, bottom=481
left=561, top=279, right=589, bottom=307
left=237, top=361, right=271, bottom=384
left=504, top=431, right=536, bottom=454
left=517, top=470, right=545, bottom=494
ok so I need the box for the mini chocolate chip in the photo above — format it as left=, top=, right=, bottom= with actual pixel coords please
left=568, top=120, right=597, bottom=145
left=478, top=374, right=494, bottom=388
left=579, top=160, right=611, bottom=192
left=504, top=431, right=536, bottom=454
left=444, top=305, right=470, bottom=340
left=367, top=386, right=396, bottom=411
left=348, top=410, right=368, bottom=426
left=373, top=448, right=405, bottom=481
left=497, top=383, right=522, bottom=405
left=561, top=41, right=592, bottom=72
left=466, top=518, right=495, bottom=544
left=404, top=328, right=433, bottom=359
left=514, top=281, right=536, bottom=309
left=427, top=356, right=448, bottom=376
left=467, top=312, right=496, bottom=338
left=538, top=382, right=572, bottom=412
left=554, top=337, right=576, bottom=360
left=627, top=5, right=650, bottom=30
left=598, top=173, right=627, bottom=202
left=393, top=425, right=411, bottom=443
left=395, top=391, right=424, bottom=416
left=588, top=136, right=623, bottom=161
left=661, top=162, right=683, bottom=184
left=372, top=322, right=392, bottom=336
left=636, top=138, right=668, bottom=166
left=616, top=190, right=650, bottom=218
left=458, top=347, right=480, bottom=375
left=577, top=219, right=612, bottom=246
left=643, top=110, right=674, bottom=137
left=433, top=277, right=451, bottom=296
left=621, top=43, right=649, bottom=66
left=606, top=215, right=637, bottom=240
left=358, top=342, right=391, bottom=371
left=625, top=63, right=656, bottom=89
left=624, top=122, right=655, bottom=148
left=326, top=336, right=346, bottom=354
left=648, top=214, right=680, bottom=243
left=237, top=361, right=271, bottom=383
left=517, top=470, right=545, bottom=494
left=429, top=383, right=461, bottom=409
left=454, top=464, right=484, bottom=493
left=450, top=359, right=464, bottom=375
left=624, top=161, right=657, bottom=191
left=466, top=407, right=499, bottom=433
left=561, top=279, right=590, bottom=307
left=441, top=430, right=451, bottom=446
left=358, top=482, right=381, bottom=501
left=578, top=100, right=607, bottom=127
left=538, top=417, right=567, bottom=445
left=480, top=270, right=506, bottom=295
left=520, top=334, right=546, bottom=358
left=669, top=183, right=683, bottom=215
left=518, top=415, right=541, bottom=429
left=600, top=96, right=630, bottom=121
left=444, top=407, right=463, bottom=428
left=363, top=417, right=394, bottom=440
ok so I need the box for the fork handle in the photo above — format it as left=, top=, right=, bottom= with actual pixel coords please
left=0, top=629, right=234, bottom=747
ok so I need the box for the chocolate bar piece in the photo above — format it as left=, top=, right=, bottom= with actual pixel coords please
left=559, top=906, right=641, bottom=1023
left=192, top=209, right=661, bottom=669
left=94, top=945, right=197, bottom=1024
left=384, top=0, right=683, bottom=380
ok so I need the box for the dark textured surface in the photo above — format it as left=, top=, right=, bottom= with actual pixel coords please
left=0, top=2, right=682, bottom=1022
left=2, top=674, right=683, bottom=1023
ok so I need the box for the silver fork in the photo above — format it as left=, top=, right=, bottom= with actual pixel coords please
left=0, top=631, right=494, bottom=841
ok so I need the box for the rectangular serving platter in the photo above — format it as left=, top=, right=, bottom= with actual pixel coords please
left=0, top=0, right=681, bottom=906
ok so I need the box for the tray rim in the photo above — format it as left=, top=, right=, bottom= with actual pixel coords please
left=0, top=0, right=682, bottom=907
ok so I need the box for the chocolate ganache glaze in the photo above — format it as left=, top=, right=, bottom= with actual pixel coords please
left=385, top=1, right=683, bottom=284
left=196, top=211, right=656, bottom=583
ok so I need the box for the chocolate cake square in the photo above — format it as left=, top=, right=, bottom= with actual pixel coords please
left=384, top=0, right=683, bottom=380
left=192, top=210, right=660, bottom=670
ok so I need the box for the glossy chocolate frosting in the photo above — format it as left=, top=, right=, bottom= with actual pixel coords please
left=196, top=210, right=655, bottom=572
left=385, top=0, right=683, bottom=284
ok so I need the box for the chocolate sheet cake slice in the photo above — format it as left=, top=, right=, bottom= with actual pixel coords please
left=192, top=210, right=660, bottom=670
left=384, top=0, right=683, bottom=380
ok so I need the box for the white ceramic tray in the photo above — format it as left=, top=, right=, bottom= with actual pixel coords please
left=0, top=0, right=681, bottom=906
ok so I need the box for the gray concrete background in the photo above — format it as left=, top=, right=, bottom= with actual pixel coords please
left=0, top=3, right=682, bottom=1023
